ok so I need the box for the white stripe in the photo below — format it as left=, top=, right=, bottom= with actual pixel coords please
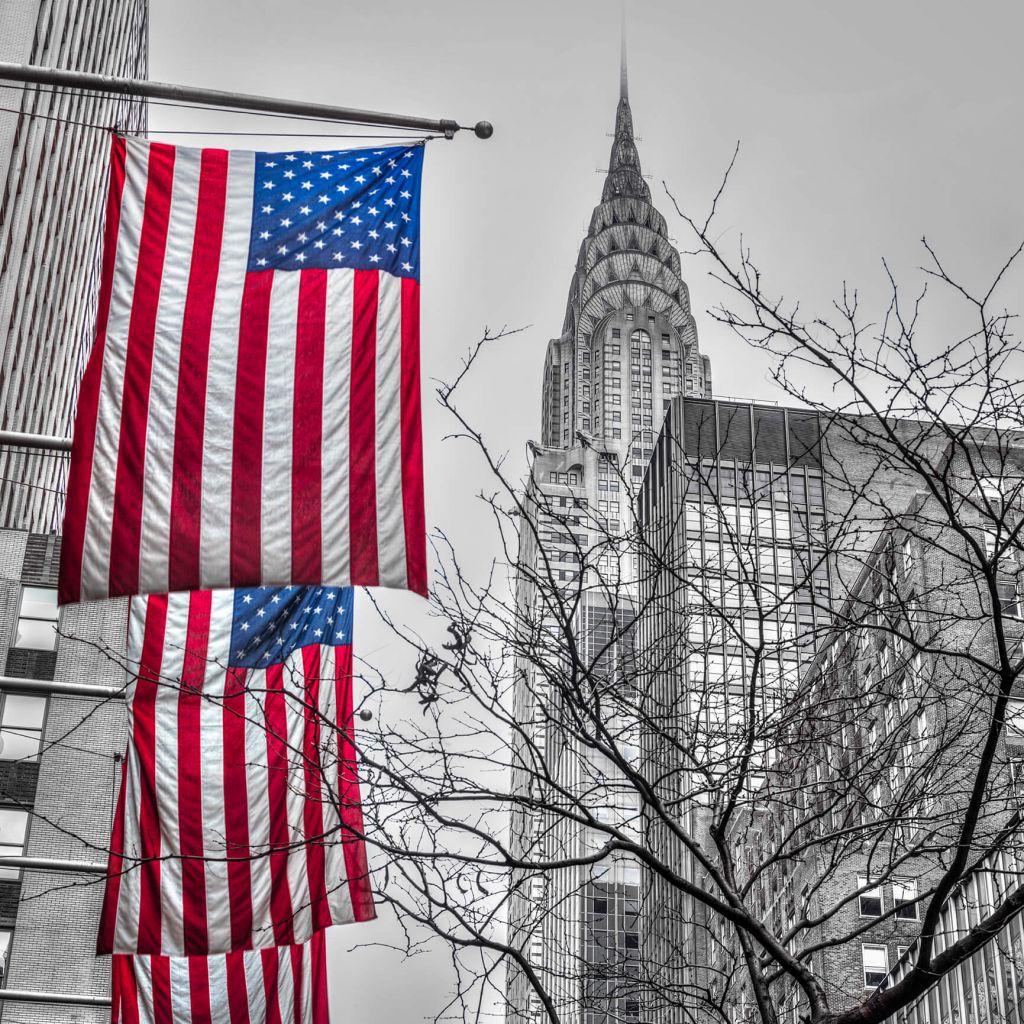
left=168, top=954, right=195, bottom=1024
left=114, top=722, right=146, bottom=951
left=260, top=271, right=299, bottom=583
left=275, top=945, right=297, bottom=1018
left=152, top=594, right=189, bottom=954
left=135, top=148, right=202, bottom=593
left=205, top=952, right=229, bottom=1019
left=282, top=649, right=313, bottom=942
left=81, top=138, right=152, bottom=599
left=199, top=149, right=254, bottom=589
left=374, top=271, right=407, bottom=589
left=321, top=270, right=354, bottom=584
left=243, top=948, right=268, bottom=1019
left=200, top=590, right=236, bottom=950
left=246, top=664, right=277, bottom=948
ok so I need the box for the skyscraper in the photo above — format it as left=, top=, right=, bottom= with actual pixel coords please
left=0, top=0, right=148, bottom=531
left=506, top=48, right=713, bottom=1024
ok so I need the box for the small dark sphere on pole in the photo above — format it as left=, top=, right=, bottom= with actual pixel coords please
left=358, top=708, right=373, bottom=722
left=474, top=121, right=494, bottom=139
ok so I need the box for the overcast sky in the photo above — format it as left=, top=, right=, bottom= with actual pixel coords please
left=147, top=2, right=1024, bottom=1020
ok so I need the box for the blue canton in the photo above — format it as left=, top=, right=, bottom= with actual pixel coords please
left=247, top=143, right=422, bottom=279
left=230, top=586, right=353, bottom=668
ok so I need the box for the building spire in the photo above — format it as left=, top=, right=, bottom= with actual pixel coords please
left=602, top=9, right=649, bottom=203
left=620, top=3, right=629, bottom=101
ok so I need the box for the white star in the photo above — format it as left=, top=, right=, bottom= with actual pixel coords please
left=321, top=154, right=333, bottom=161
left=301, top=181, right=314, bottom=191
left=261, top=205, right=273, bottom=214
left=384, top=198, right=396, bottom=208
left=277, top=244, right=288, bottom=255
left=327, top=592, right=335, bottom=599
left=402, top=261, right=413, bottom=271
left=354, top=174, right=366, bottom=184
left=313, top=606, right=322, bottom=614
left=263, top=181, right=275, bottom=190
left=401, top=212, right=411, bottom=222
left=372, top=166, right=382, bottom=175
left=338, top=163, right=350, bottom=170
left=400, top=237, right=412, bottom=247
left=298, top=232, right=308, bottom=242
left=235, top=649, right=245, bottom=658
left=404, top=151, right=414, bottom=158
left=356, top=156, right=368, bottom=162
left=242, top=594, right=253, bottom=603
left=271, top=594, right=281, bottom=604
left=295, top=252, right=307, bottom=262
left=316, top=221, right=327, bottom=231
left=318, top=195, right=329, bottom=204
left=369, top=254, right=381, bottom=263
left=319, top=171, right=331, bottom=179
left=351, top=201, right=362, bottom=209
left=334, top=211, right=345, bottom=221
left=256, top=257, right=267, bottom=266
left=314, top=239, right=326, bottom=250
left=257, top=607, right=266, bottom=617
left=386, top=244, right=396, bottom=254
left=400, top=190, right=411, bottom=199
left=336, top=184, right=349, bottom=194
left=401, top=169, right=412, bottom=178
left=284, top=169, right=295, bottom=179
left=285, top=154, right=297, bottom=162
left=350, top=215, right=362, bottom=226
left=303, top=160, right=314, bottom=169
left=281, top=192, right=294, bottom=202
left=290, top=622, right=299, bottom=630
left=385, top=176, right=396, bottom=185
left=368, top=229, right=380, bottom=240
left=261, top=651, right=271, bottom=660
left=259, top=230, right=270, bottom=240
left=332, top=252, right=344, bottom=260
left=299, top=205, right=311, bottom=215
left=350, top=240, right=362, bottom=249
left=280, top=218, right=292, bottom=228
left=314, top=628, right=323, bottom=637
left=332, top=227, right=343, bottom=237
left=388, top=159, right=397, bottom=169
left=240, top=622, right=250, bottom=631
left=264, top=161, right=277, bottom=168
left=384, top=220, right=396, bottom=230
left=368, top=206, right=379, bottom=215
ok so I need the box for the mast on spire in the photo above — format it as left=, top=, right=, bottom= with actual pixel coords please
left=620, top=4, right=629, bottom=101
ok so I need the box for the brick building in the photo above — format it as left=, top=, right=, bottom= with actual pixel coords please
left=0, top=528, right=127, bottom=1020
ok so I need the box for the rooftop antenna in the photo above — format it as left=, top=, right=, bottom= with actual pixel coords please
left=620, top=1, right=629, bottom=102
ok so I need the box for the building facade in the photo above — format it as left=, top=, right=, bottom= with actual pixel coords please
left=0, top=0, right=148, bottom=531
left=0, top=527, right=126, bottom=1020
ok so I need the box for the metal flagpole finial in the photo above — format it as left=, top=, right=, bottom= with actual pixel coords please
left=620, top=1, right=629, bottom=101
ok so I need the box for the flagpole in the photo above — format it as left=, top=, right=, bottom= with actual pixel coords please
left=0, top=62, right=494, bottom=139
left=0, top=429, right=71, bottom=452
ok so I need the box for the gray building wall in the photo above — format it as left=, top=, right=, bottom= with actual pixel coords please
left=0, top=0, right=148, bottom=532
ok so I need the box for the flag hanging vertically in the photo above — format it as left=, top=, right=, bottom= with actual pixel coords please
left=98, top=586, right=375, bottom=956
left=112, top=933, right=330, bottom=1024
left=59, top=137, right=426, bottom=604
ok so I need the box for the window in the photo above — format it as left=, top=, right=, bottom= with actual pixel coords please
left=858, top=876, right=883, bottom=917
left=0, top=928, right=10, bottom=986
left=998, top=580, right=1021, bottom=618
left=14, top=587, right=58, bottom=651
left=625, top=313, right=634, bottom=322
left=0, top=808, right=28, bottom=880
left=0, top=693, right=46, bottom=762
left=893, top=879, right=918, bottom=920
left=611, top=328, right=621, bottom=338
left=862, top=944, right=889, bottom=988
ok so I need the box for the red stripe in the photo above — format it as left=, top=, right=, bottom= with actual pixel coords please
left=112, top=954, right=140, bottom=1024
left=289, top=943, right=305, bottom=1024
left=230, top=271, right=273, bottom=586
left=400, top=278, right=427, bottom=595
left=301, top=646, right=331, bottom=930
left=310, top=932, right=331, bottom=1024
left=261, top=947, right=284, bottom=1024
left=151, top=954, right=173, bottom=1024
left=225, top=948, right=253, bottom=1024
left=108, top=141, right=176, bottom=598
left=168, top=148, right=229, bottom=593
left=349, top=269, right=379, bottom=585
left=136, top=596, right=168, bottom=952
left=188, top=955, right=213, bottom=1024
left=223, top=666, right=254, bottom=951
left=59, top=135, right=127, bottom=604
left=292, top=269, right=327, bottom=582
left=263, top=664, right=296, bottom=945
left=337, top=645, right=374, bottom=919
left=179, top=591, right=212, bottom=954
left=98, top=756, right=129, bottom=953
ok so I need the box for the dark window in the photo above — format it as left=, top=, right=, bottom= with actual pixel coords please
left=858, top=876, right=883, bottom=917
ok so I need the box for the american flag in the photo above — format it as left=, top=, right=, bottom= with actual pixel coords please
left=59, top=136, right=426, bottom=604
left=98, top=586, right=374, bottom=956
left=112, top=933, right=329, bottom=1024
